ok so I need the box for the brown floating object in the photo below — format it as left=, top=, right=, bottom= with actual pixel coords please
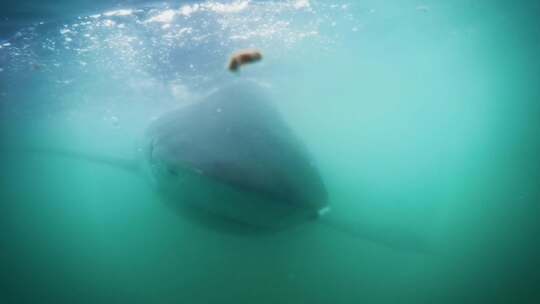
left=228, top=49, right=263, bottom=72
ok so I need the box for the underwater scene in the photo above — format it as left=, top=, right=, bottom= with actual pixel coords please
left=0, top=0, right=539, bottom=303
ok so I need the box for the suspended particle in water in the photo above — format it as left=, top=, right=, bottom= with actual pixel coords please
left=416, top=5, right=430, bottom=12
left=31, top=63, right=44, bottom=71
left=110, top=115, right=119, bottom=126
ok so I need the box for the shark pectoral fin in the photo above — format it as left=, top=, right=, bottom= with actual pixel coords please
left=318, top=212, right=435, bottom=254
left=13, top=146, right=140, bottom=173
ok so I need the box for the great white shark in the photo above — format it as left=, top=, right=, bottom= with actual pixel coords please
left=140, top=81, right=328, bottom=231
left=19, top=80, right=432, bottom=252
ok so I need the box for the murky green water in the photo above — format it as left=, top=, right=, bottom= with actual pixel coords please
left=1, top=1, right=539, bottom=303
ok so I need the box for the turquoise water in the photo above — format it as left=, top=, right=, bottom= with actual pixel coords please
left=1, top=1, right=539, bottom=303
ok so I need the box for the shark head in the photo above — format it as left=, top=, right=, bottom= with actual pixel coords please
left=141, top=81, right=328, bottom=230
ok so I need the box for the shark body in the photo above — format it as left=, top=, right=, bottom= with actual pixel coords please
left=140, top=81, right=328, bottom=230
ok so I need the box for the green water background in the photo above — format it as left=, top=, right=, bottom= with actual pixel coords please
left=0, top=1, right=539, bottom=303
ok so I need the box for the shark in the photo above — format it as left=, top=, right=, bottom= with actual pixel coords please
left=139, top=80, right=328, bottom=231
left=18, top=80, right=433, bottom=252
